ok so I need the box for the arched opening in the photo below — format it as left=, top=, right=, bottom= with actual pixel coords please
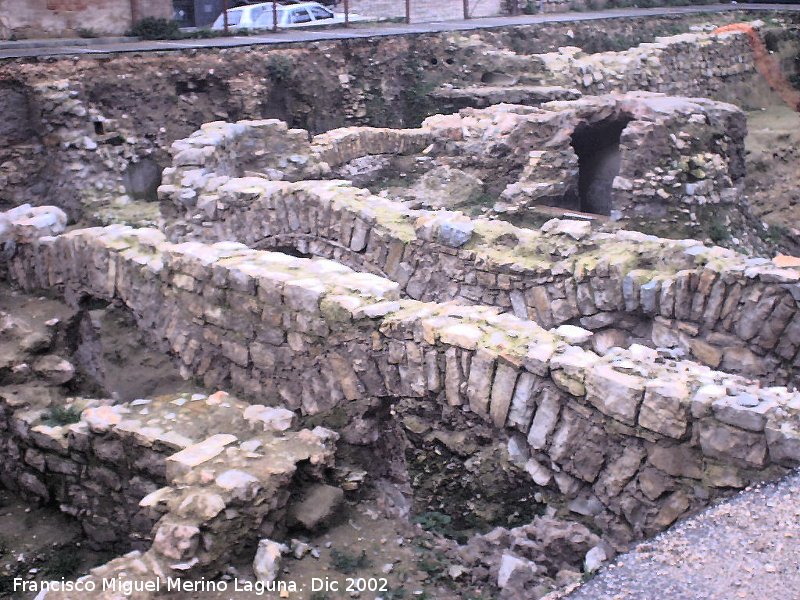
left=570, top=117, right=632, bottom=215
left=123, top=158, right=163, bottom=202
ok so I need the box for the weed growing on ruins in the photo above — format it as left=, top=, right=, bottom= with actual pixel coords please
left=77, top=28, right=99, bottom=39
left=330, top=549, right=371, bottom=574
left=45, top=549, right=82, bottom=579
left=413, top=511, right=455, bottom=537
left=417, top=554, right=447, bottom=578
left=266, top=56, right=294, bottom=83
left=44, top=406, right=82, bottom=426
left=762, top=224, right=788, bottom=245
left=709, top=220, right=731, bottom=243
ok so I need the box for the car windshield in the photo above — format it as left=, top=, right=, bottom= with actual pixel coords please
left=250, top=6, right=269, bottom=21
left=254, top=7, right=288, bottom=27
left=226, top=9, right=242, bottom=26
left=309, top=6, right=333, bottom=20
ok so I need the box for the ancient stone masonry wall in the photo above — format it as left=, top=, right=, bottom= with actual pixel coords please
left=537, top=30, right=759, bottom=97
left=158, top=111, right=800, bottom=386
left=448, top=26, right=798, bottom=100
left=162, top=95, right=749, bottom=244
left=5, top=221, right=800, bottom=546
left=0, top=386, right=337, bottom=597
left=0, top=77, right=164, bottom=224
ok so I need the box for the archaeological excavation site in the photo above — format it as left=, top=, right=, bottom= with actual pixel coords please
left=1, top=5, right=800, bottom=600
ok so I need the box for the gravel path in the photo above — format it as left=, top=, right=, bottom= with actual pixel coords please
left=569, top=470, right=800, bottom=600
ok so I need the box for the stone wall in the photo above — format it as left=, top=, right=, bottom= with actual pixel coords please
left=0, top=0, right=173, bottom=39
left=4, top=219, right=800, bottom=546
left=0, top=77, right=164, bottom=224
left=0, top=386, right=337, bottom=593
left=158, top=108, right=800, bottom=386
left=162, top=95, right=750, bottom=245
left=445, top=25, right=791, bottom=100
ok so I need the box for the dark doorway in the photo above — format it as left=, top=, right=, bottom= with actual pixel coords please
left=570, top=117, right=631, bottom=215
left=123, top=159, right=162, bottom=202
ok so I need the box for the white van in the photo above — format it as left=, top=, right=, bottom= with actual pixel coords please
left=211, top=2, right=364, bottom=31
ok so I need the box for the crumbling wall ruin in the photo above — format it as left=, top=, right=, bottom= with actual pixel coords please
left=0, top=14, right=796, bottom=229
left=156, top=104, right=799, bottom=385
left=0, top=385, right=337, bottom=594
left=160, top=94, right=749, bottom=245
left=3, top=216, right=800, bottom=551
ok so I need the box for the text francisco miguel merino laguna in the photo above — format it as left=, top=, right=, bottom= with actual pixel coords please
left=15, top=576, right=296, bottom=595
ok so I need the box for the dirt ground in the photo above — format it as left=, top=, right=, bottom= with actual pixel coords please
left=0, top=488, right=113, bottom=599
left=161, top=499, right=488, bottom=600
left=744, top=103, right=800, bottom=251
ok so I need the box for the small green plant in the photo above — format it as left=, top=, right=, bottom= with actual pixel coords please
left=44, top=406, right=82, bottom=426
left=45, top=550, right=82, bottom=578
left=708, top=220, right=731, bottom=244
left=417, top=556, right=445, bottom=576
left=129, top=17, right=181, bottom=40
left=412, top=511, right=453, bottom=536
left=186, top=28, right=219, bottom=39
left=265, top=55, right=294, bottom=83
left=763, top=224, right=787, bottom=245
left=330, top=549, right=371, bottom=574
left=0, top=575, right=14, bottom=596
left=76, top=27, right=99, bottom=39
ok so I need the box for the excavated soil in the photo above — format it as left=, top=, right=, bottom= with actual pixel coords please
left=744, top=103, right=800, bottom=252
left=0, top=488, right=113, bottom=598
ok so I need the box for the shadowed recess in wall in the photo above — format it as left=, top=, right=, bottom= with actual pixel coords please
left=570, top=116, right=632, bottom=216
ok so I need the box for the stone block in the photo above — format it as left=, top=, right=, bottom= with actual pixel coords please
left=638, top=379, right=690, bottom=439
left=698, top=419, right=767, bottom=468
left=527, top=388, right=562, bottom=450
left=585, top=364, right=644, bottom=426
left=765, top=419, right=800, bottom=465
left=647, top=443, right=703, bottom=479
left=489, top=363, right=519, bottom=428
left=712, top=394, right=777, bottom=432
left=166, top=434, right=237, bottom=479
left=467, top=349, right=496, bottom=417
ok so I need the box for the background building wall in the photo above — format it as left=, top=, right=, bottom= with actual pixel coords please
left=348, top=0, right=505, bottom=22
left=0, top=0, right=172, bottom=38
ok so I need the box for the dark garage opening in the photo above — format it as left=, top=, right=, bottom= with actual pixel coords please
left=570, top=117, right=632, bottom=215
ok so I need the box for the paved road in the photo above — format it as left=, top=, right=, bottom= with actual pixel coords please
left=0, top=3, right=798, bottom=60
